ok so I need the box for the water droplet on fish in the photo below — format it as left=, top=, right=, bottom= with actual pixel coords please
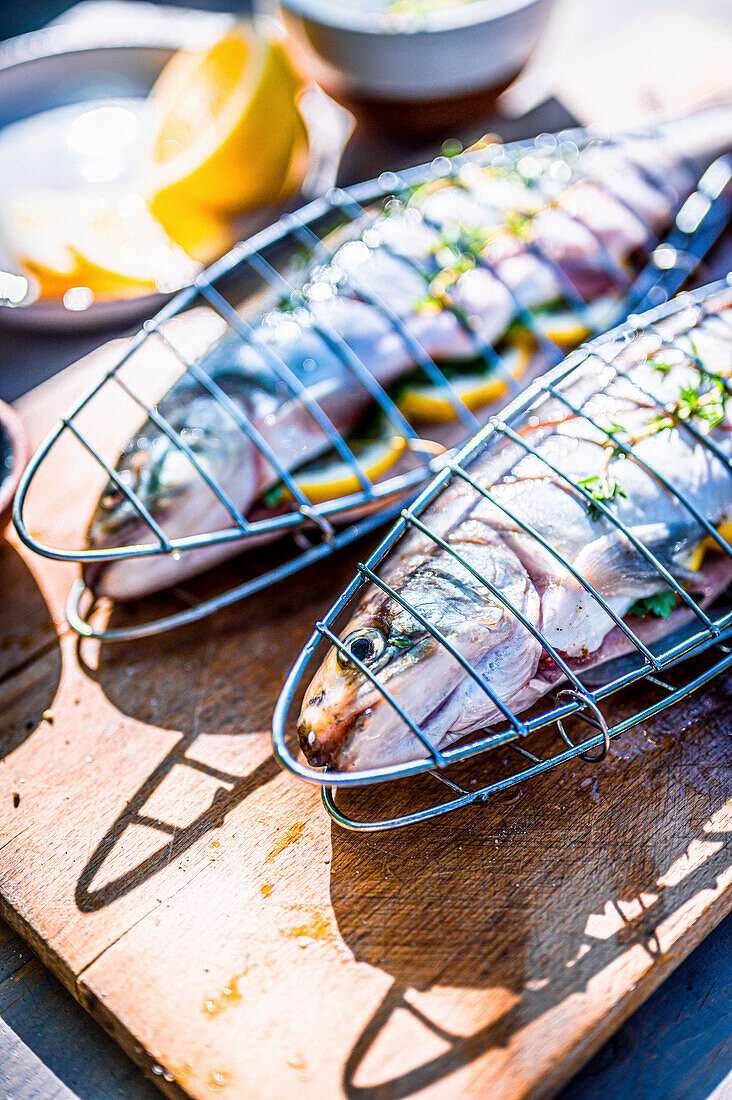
left=549, top=160, right=572, bottom=183
left=517, top=155, right=542, bottom=180
left=64, top=286, right=94, bottom=312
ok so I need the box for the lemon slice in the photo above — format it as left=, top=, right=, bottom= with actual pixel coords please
left=1, top=190, right=80, bottom=297
left=147, top=26, right=305, bottom=219
left=537, top=296, right=618, bottom=348
left=397, top=344, right=532, bottom=424
left=67, top=192, right=200, bottom=297
left=272, top=433, right=408, bottom=505
left=687, top=520, right=732, bottom=571
left=538, top=310, right=591, bottom=348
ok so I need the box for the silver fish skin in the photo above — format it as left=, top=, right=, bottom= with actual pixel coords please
left=297, top=287, right=732, bottom=771
left=86, top=105, right=732, bottom=600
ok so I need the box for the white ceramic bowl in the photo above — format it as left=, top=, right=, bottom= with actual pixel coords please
left=279, top=0, right=556, bottom=102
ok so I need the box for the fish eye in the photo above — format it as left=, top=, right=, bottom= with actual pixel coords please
left=338, top=627, right=386, bottom=669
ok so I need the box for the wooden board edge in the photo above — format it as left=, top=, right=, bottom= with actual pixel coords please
left=1, top=827, right=729, bottom=1100
left=533, top=889, right=732, bottom=1100
left=0, top=890, right=182, bottom=1100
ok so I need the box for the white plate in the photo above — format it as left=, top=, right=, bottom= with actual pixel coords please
left=0, top=14, right=345, bottom=333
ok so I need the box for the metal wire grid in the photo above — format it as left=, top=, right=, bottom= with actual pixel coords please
left=272, top=279, right=732, bottom=831
left=11, top=130, right=732, bottom=643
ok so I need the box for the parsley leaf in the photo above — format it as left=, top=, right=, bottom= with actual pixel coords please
left=577, top=475, right=628, bottom=519
left=629, top=591, right=677, bottom=618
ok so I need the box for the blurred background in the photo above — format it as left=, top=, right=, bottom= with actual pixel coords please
left=0, top=0, right=238, bottom=39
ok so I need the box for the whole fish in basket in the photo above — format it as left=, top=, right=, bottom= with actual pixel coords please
left=298, top=283, right=732, bottom=770
left=86, top=103, right=732, bottom=601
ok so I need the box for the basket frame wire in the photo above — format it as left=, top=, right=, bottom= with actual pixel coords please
left=10, top=132, right=732, bottom=641
left=621, top=154, right=732, bottom=316
left=287, top=215, right=484, bottom=431
left=272, top=278, right=732, bottom=829
left=319, top=642, right=732, bottom=832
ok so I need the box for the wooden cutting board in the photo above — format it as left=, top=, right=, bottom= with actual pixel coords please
left=1, top=321, right=731, bottom=1100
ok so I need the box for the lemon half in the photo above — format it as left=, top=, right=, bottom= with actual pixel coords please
left=5, top=190, right=199, bottom=300
left=537, top=297, right=619, bottom=348
left=148, top=26, right=305, bottom=220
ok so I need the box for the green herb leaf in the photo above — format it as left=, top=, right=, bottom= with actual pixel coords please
left=505, top=209, right=532, bottom=240
left=577, top=475, right=628, bottom=519
left=648, top=352, right=684, bottom=373
left=262, top=485, right=284, bottom=508
left=629, top=590, right=677, bottom=618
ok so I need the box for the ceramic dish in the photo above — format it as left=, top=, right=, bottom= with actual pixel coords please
left=279, top=0, right=556, bottom=102
left=0, top=399, right=28, bottom=531
left=0, top=14, right=341, bottom=333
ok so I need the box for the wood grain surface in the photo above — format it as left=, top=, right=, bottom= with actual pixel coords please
left=0, top=306, right=731, bottom=1100
left=3, top=1, right=732, bottom=1088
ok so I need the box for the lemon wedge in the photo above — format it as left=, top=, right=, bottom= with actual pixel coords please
left=271, top=433, right=408, bottom=505
left=147, top=26, right=305, bottom=219
left=397, top=344, right=532, bottom=424
left=1, top=190, right=79, bottom=298
left=6, top=190, right=200, bottom=300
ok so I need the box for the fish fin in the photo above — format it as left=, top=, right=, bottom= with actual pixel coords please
left=571, top=522, right=701, bottom=598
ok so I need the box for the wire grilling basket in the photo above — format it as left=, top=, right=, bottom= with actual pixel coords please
left=272, top=279, right=732, bottom=831
left=11, top=128, right=732, bottom=643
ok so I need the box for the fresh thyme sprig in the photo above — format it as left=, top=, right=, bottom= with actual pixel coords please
left=646, top=337, right=731, bottom=435
left=648, top=377, right=729, bottom=435
left=577, top=474, right=628, bottom=519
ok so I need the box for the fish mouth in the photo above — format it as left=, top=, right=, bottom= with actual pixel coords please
left=298, top=707, right=365, bottom=768
left=298, top=673, right=471, bottom=771
left=83, top=511, right=155, bottom=595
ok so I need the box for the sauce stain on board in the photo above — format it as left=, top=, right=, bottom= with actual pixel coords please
left=279, top=906, right=336, bottom=946
left=207, top=1068, right=232, bottom=1090
left=202, top=971, right=250, bottom=1017
left=265, top=821, right=305, bottom=863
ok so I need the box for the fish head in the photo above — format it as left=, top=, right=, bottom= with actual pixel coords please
left=298, top=598, right=442, bottom=770
left=298, top=533, right=541, bottom=770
